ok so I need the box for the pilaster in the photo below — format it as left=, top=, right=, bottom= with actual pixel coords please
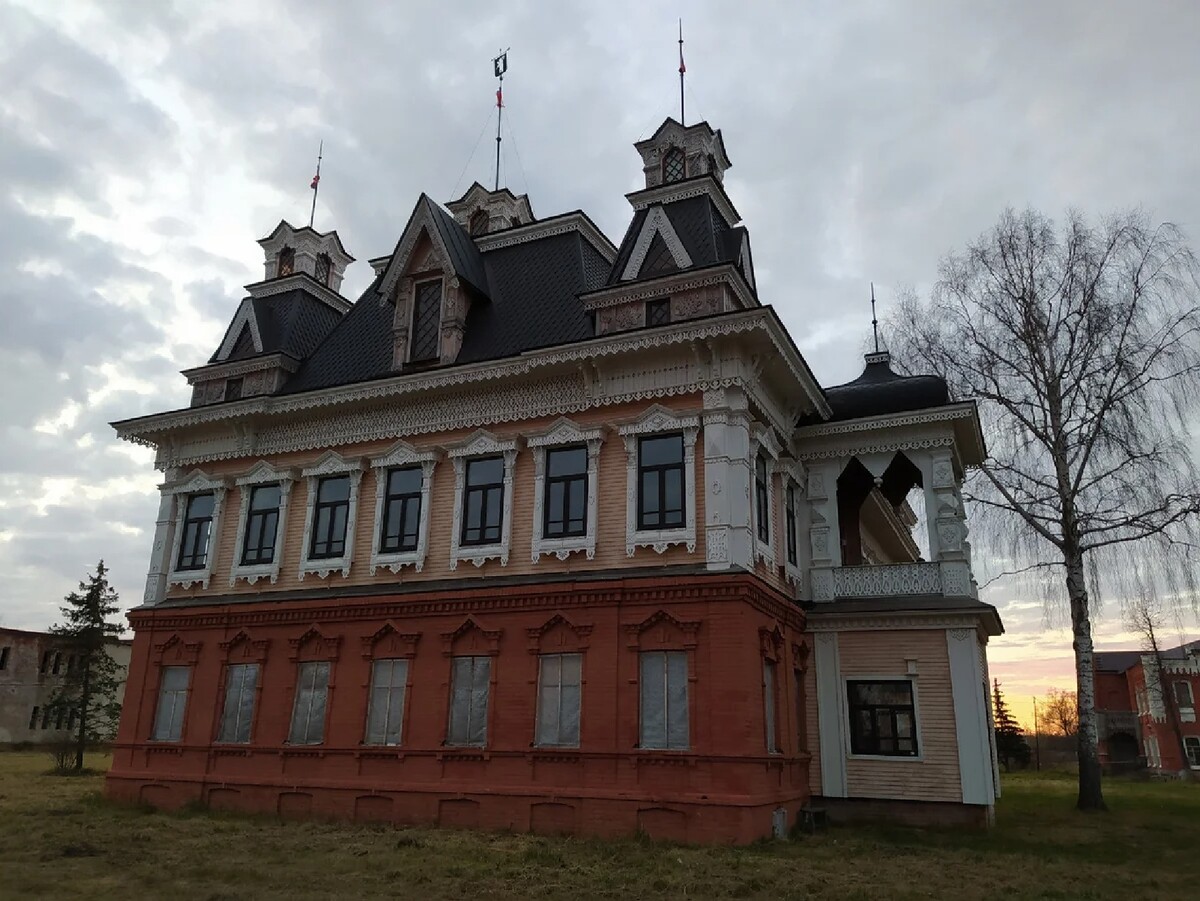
left=806, top=461, right=841, bottom=601
left=701, top=386, right=754, bottom=570
left=143, top=487, right=177, bottom=606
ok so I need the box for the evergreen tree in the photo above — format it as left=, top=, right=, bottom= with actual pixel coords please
left=993, top=679, right=1032, bottom=771
left=48, top=560, right=125, bottom=772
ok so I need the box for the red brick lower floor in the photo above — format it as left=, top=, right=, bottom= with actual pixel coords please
left=106, top=571, right=812, bottom=844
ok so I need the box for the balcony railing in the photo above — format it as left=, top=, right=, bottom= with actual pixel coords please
left=815, top=560, right=977, bottom=601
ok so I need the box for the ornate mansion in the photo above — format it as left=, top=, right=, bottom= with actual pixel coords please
left=108, top=117, right=1003, bottom=843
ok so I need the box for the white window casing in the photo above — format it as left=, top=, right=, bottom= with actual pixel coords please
left=750, top=424, right=783, bottom=568
left=448, top=430, right=519, bottom=569
left=229, top=461, right=297, bottom=586
left=164, top=470, right=231, bottom=591
left=297, top=452, right=366, bottom=581
left=618, top=405, right=700, bottom=556
left=781, top=459, right=806, bottom=587
left=528, top=418, right=604, bottom=563
left=368, top=440, right=439, bottom=575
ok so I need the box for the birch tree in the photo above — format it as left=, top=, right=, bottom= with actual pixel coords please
left=894, top=208, right=1200, bottom=811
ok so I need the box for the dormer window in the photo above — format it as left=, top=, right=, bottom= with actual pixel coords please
left=410, top=279, right=442, bottom=363
left=223, top=378, right=243, bottom=401
left=277, top=246, right=295, bottom=277
left=662, top=147, right=686, bottom=183
left=315, top=252, right=331, bottom=286
left=646, top=299, right=671, bottom=327
left=469, top=209, right=489, bottom=237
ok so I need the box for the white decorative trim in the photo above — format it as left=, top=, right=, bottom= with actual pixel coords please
left=831, top=563, right=944, bottom=598
left=626, top=179, right=741, bottom=228
left=947, top=629, right=996, bottom=805
left=181, top=353, right=299, bottom=385
left=781, top=459, right=805, bottom=587
left=447, top=431, right=519, bottom=569
left=215, top=299, right=263, bottom=361
left=368, top=440, right=439, bottom=575
left=617, top=405, right=700, bottom=556
left=474, top=212, right=616, bottom=263
left=229, top=461, right=297, bottom=586
left=528, top=418, right=605, bottom=563
left=750, top=424, right=783, bottom=568
left=621, top=206, right=693, bottom=280
left=737, top=233, right=755, bottom=292
left=376, top=197, right=467, bottom=301
left=244, top=272, right=352, bottom=314
left=163, top=470, right=230, bottom=590
left=296, top=452, right=366, bottom=581
left=582, top=265, right=754, bottom=311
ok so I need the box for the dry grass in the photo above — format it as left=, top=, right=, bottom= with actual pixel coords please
left=0, top=752, right=1196, bottom=900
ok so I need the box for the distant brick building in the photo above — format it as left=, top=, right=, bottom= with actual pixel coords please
left=1095, top=643, right=1200, bottom=775
left=0, top=626, right=133, bottom=745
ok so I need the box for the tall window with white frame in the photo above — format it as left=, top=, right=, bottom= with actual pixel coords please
left=289, top=661, right=330, bottom=745
left=847, top=680, right=918, bottom=757
left=409, top=279, right=442, bottom=363
left=535, top=653, right=582, bottom=747
left=763, top=658, right=779, bottom=753
left=379, top=466, right=422, bottom=554
left=241, top=485, right=281, bottom=565
left=309, top=476, right=350, bottom=559
left=640, top=650, right=689, bottom=750
left=754, top=453, right=770, bottom=544
left=217, top=663, right=259, bottom=743
left=447, top=656, right=491, bottom=746
left=785, top=481, right=798, bottom=567
left=1185, top=736, right=1200, bottom=768
left=637, top=434, right=685, bottom=531
left=461, top=457, right=504, bottom=546
left=365, top=658, right=409, bottom=746
left=1174, top=681, right=1194, bottom=710
left=543, top=446, right=587, bottom=539
left=151, top=666, right=189, bottom=742
left=176, top=493, right=215, bottom=571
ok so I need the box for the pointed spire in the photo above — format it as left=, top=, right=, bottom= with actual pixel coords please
left=870, top=282, right=879, bottom=353
left=308, top=140, right=323, bottom=228
left=678, top=20, right=686, bottom=126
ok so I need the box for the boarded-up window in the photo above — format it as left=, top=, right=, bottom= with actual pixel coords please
left=410, top=280, right=442, bottom=363
left=152, top=666, right=190, bottom=742
left=218, top=663, right=259, bottom=743
left=289, top=661, right=330, bottom=745
left=763, top=659, right=778, bottom=753
left=447, top=656, right=491, bottom=746
left=640, top=651, right=688, bottom=750
left=365, top=658, right=408, bottom=746
left=536, top=653, right=581, bottom=747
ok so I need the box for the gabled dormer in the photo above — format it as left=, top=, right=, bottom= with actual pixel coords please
left=373, top=195, right=490, bottom=370
left=580, top=118, right=756, bottom=336
left=446, top=182, right=534, bottom=237
left=184, top=221, right=354, bottom=407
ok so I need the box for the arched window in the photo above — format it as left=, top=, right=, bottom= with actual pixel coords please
left=315, top=252, right=331, bottom=286
left=662, top=147, right=686, bottom=183
left=469, top=209, right=489, bottom=237
left=277, top=246, right=295, bottom=277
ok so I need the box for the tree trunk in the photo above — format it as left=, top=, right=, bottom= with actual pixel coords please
left=75, top=654, right=91, bottom=772
left=1066, top=553, right=1106, bottom=811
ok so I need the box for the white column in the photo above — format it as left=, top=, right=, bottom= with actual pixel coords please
left=806, top=460, right=841, bottom=601
left=814, top=632, right=847, bottom=797
left=947, top=627, right=997, bottom=807
left=702, top=387, right=754, bottom=570
left=143, top=486, right=177, bottom=606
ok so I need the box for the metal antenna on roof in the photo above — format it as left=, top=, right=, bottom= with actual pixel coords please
left=678, top=20, right=686, bottom=126
left=493, top=49, right=509, bottom=191
left=870, top=282, right=880, bottom=353
left=308, top=140, right=323, bottom=229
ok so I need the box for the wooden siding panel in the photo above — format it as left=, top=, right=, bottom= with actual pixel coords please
left=838, top=630, right=962, bottom=803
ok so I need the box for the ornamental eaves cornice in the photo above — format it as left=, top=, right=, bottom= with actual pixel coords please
left=579, top=264, right=755, bottom=311
left=625, top=176, right=741, bottom=226
left=474, top=212, right=616, bottom=263
left=244, top=271, right=353, bottom=314
left=181, top=353, right=300, bottom=384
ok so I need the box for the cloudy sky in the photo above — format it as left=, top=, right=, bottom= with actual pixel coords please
left=2, top=0, right=1197, bottom=723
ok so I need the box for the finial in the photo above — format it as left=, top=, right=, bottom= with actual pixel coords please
left=870, top=282, right=880, bottom=354
left=308, top=140, right=323, bottom=229
left=678, top=20, right=686, bottom=126
left=493, top=49, right=509, bottom=192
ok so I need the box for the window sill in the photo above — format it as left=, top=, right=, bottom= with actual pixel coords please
left=167, top=569, right=212, bottom=590
left=847, top=753, right=924, bottom=763
left=532, top=535, right=595, bottom=563
left=627, top=527, right=695, bottom=556
left=370, top=549, right=424, bottom=575
left=230, top=562, right=281, bottom=586
left=298, top=557, right=352, bottom=581
left=450, top=543, right=509, bottom=570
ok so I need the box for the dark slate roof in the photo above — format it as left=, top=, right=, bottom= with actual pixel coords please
left=1095, top=644, right=1193, bottom=674
left=284, top=228, right=607, bottom=393
left=606, top=192, right=740, bottom=286
left=422, top=195, right=489, bottom=296
left=209, top=288, right=344, bottom=364
left=801, top=353, right=950, bottom=424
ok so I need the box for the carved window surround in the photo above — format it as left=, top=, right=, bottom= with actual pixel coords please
left=368, top=440, right=439, bottom=575
left=618, top=406, right=700, bottom=556
left=164, top=470, right=231, bottom=590
left=229, top=462, right=297, bottom=586
left=528, top=418, right=604, bottom=563
left=448, top=431, right=518, bottom=569
left=780, top=458, right=805, bottom=587
left=750, top=425, right=783, bottom=569
left=297, top=452, right=366, bottom=581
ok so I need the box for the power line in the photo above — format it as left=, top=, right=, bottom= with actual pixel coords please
left=450, top=104, right=497, bottom=199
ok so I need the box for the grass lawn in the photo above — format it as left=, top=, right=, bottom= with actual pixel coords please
left=0, top=753, right=1196, bottom=900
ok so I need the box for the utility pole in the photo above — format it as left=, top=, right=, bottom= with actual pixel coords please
left=1032, top=696, right=1042, bottom=771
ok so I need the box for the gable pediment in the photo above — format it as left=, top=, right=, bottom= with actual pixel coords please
left=214, top=299, right=263, bottom=361
left=622, top=206, right=692, bottom=281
